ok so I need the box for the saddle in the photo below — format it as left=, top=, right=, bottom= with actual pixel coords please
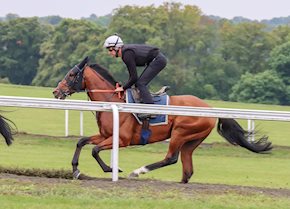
left=125, top=86, right=170, bottom=145
left=128, top=86, right=170, bottom=104
left=125, top=85, right=170, bottom=123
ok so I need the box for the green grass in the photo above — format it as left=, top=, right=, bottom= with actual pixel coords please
left=1, top=180, right=289, bottom=209
left=1, top=181, right=289, bottom=209
left=1, top=108, right=99, bottom=136
left=0, top=134, right=290, bottom=209
left=1, top=83, right=290, bottom=146
left=0, top=83, right=98, bottom=136
left=1, top=134, right=290, bottom=189
left=0, top=83, right=85, bottom=99
left=0, top=80, right=290, bottom=209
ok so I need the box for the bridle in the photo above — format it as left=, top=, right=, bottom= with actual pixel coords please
left=65, top=65, right=122, bottom=99
left=65, top=65, right=84, bottom=93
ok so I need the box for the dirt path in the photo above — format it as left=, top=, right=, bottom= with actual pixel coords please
left=1, top=173, right=289, bottom=198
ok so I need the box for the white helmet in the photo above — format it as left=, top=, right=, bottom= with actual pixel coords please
left=103, top=34, right=124, bottom=49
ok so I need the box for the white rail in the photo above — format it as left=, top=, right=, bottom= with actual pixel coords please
left=1, top=95, right=290, bottom=182
left=1, top=96, right=290, bottom=121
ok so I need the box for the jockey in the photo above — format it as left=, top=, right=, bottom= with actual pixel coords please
left=103, top=34, right=167, bottom=119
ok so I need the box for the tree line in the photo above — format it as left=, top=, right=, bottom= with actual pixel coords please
left=1, top=2, right=290, bottom=105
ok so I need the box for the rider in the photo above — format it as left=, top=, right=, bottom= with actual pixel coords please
left=103, top=34, right=167, bottom=119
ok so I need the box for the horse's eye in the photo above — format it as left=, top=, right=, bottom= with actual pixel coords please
left=69, top=73, right=75, bottom=77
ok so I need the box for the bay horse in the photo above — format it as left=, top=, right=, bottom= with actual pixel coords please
left=0, top=113, right=14, bottom=146
left=53, top=57, right=272, bottom=183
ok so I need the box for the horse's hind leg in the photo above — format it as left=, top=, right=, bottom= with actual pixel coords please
left=129, top=140, right=180, bottom=178
left=129, top=151, right=179, bottom=178
left=129, top=126, right=213, bottom=181
left=180, top=139, right=204, bottom=183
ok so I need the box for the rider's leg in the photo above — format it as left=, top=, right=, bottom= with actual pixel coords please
left=136, top=53, right=167, bottom=119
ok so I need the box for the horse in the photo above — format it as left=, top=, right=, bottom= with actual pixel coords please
left=53, top=57, right=272, bottom=183
left=0, top=113, right=14, bottom=146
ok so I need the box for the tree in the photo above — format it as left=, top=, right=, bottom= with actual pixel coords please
left=220, top=22, right=275, bottom=74
left=269, top=41, right=290, bottom=85
left=197, top=54, right=242, bottom=100
left=5, top=13, right=19, bottom=21
left=107, top=3, right=213, bottom=96
left=32, top=19, right=106, bottom=86
left=229, top=71, right=288, bottom=105
left=0, top=17, right=49, bottom=84
left=39, top=15, right=63, bottom=25
left=270, top=25, right=290, bottom=46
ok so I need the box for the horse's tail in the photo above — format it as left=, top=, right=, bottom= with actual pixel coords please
left=0, top=114, right=15, bottom=146
left=217, top=118, right=272, bottom=153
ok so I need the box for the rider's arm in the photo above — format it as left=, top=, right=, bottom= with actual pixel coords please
left=122, top=50, right=138, bottom=90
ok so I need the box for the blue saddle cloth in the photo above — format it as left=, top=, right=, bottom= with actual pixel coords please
left=126, top=88, right=169, bottom=126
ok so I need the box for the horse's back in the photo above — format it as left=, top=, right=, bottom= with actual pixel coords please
left=169, top=95, right=212, bottom=108
left=169, top=95, right=216, bottom=133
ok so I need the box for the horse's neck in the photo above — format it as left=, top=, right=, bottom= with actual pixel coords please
left=84, top=68, right=121, bottom=102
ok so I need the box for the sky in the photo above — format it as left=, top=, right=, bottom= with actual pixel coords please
left=0, top=0, right=290, bottom=21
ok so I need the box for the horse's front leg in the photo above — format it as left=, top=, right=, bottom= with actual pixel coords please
left=72, top=135, right=104, bottom=179
left=92, top=136, right=126, bottom=173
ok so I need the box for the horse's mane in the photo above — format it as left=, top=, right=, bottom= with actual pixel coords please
left=89, top=63, right=118, bottom=86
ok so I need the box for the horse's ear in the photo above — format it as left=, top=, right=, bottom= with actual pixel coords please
left=78, top=56, right=89, bottom=69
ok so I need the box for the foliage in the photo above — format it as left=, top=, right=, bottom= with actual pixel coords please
left=261, top=16, right=290, bottom=27
left=270, top=25, right=290, bottom=45
left=0, top=18, right=49, bottom=84
left=108, top=3, right=220, bottom=98
left=38, top=15, right=63, bottom=25
left=230, top=71, right=289, bottom=104
left=269, top=41, right=290, bottom=85
left=82, top=14, right=112, bottom=27
left=32, top=19, right=106, bottom=86
left=219, top=21, right=275, bottom=74
left=1, top=3, right=290, bottom=105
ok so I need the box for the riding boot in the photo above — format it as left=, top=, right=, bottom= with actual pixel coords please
left=137, top=86, right=156, bottom=119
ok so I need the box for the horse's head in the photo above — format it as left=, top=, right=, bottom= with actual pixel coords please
left=53, top=57, right=89, bottom=99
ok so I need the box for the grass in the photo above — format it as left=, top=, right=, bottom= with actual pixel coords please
left=1, top=83, right=290, bottom=146
left=1, top=134, right=290, bottom=189
left=0, top=134, right=290, bottom=209
left=1, top=180, right=289, bottom=209
left=1, top=83, right=290, bottom=208
left=0, top=83, right=98, bottom=136
left=1, top=181, right=289, bottom=209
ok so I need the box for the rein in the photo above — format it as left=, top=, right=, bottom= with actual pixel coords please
left=66, top=63, right=123, bottom=100
left=85, top=89, right=115, bottom=93
left=85, top=83, right=123, bottom=99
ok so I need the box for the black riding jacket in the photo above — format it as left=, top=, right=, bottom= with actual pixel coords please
left=121, top=44, right=159, bottom=89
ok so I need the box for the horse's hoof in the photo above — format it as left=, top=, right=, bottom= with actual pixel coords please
left=73, top=169, right=81, bottom=179
left=128, top=172, right=139, bottom=178
left=180, top=180, right=189, bottom=184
